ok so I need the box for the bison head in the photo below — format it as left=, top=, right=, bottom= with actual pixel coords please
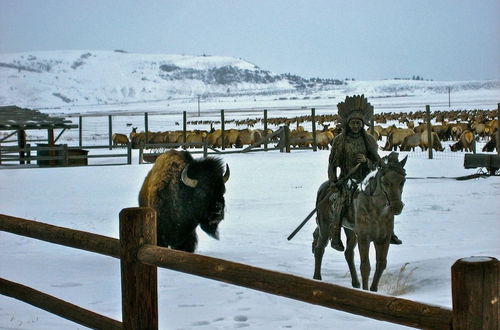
left=180, top=157, right=230, bottom=239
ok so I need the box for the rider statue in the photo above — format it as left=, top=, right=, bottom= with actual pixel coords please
left=327, top=94, right=402, bottom=251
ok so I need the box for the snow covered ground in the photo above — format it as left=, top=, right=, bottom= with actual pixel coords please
left=0, top=144, right=499, bottom=329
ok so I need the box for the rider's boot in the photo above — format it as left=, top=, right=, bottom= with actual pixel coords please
left=390, top=232, right=402, bottom=245
left=330, top=222, right=344, bottom=251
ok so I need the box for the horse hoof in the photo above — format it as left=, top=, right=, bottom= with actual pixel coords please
left=352, top=282, right=360, bottom=288
left=313, top=274, right=322, bottom=280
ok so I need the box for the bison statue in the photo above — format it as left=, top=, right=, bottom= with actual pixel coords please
left=138, top=150, right=230, bottom=252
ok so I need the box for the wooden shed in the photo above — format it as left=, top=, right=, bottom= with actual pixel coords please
left=0, top=105, right=78, bottom=165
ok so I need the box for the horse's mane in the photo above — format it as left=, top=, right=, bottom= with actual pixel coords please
left=359, top=168, right=379, bottom=195
left=358, top=160, right=406, bottom=196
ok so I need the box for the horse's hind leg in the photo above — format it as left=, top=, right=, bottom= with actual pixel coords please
left=313, top=224, right=329, bottom=280
left=344, top=229, right=360, bottom=288
left=370, top=240, right=390, bottom=292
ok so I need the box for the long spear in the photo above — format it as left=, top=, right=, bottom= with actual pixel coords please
left=287, top=163, right=361, bottom=241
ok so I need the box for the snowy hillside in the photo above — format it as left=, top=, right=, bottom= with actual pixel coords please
left=1, top=50, right=499, bottom=111
left=0, top=50, right=342, bottom=108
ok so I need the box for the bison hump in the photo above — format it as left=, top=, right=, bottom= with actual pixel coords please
left=139, top=150, right=192, bottom=207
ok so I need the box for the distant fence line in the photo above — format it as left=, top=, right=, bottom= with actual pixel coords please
left=65, top=104, right=499, bottom=147
left=1, top=104, right=498, bottom=168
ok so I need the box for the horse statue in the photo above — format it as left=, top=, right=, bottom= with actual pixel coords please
left=313, top=152, right=407, bottom=292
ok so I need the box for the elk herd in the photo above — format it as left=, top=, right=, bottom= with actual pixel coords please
left=375, top=109, right=497, bottom=153
left=111, top=108, right=498, bottom=153
left=124, top=127, right=275, bottom=149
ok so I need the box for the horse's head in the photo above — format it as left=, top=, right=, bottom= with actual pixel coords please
left=379, top=152, right=407, bottom=215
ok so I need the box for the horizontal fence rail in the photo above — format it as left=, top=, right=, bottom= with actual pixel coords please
left=138, top=244, right=452, bottom=329
left=0, top=214, right=120, bottom=258
left=0, top=143, right=131, bottom=166
left=0, top=278, right=122, bottom=330
left=0, top=213, right=122, bottom=328
left=1, top=209, right=497, bottom=329
left=0, top=212, right=452, bottom=329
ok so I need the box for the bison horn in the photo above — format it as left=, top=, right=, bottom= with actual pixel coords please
left=223, top=164, right=230, bottom=183
left=181, top=165, right=198, bottom=188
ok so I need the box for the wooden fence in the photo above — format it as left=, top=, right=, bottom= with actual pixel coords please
left=0, top=209, right=498, bottom=329
left=0, top=143, right=132, bottom=166
left=3, top=104, right=497, bottom=168
left=1, top=125, right=307, bottom=167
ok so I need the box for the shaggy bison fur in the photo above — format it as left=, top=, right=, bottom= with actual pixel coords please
left=139, top=150, right=229, bottom=252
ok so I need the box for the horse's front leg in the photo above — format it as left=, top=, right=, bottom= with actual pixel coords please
left=344, top=228, right=360, bottom=288
left=313, top=224, right=329, bottom=280
left=370, top=239, right=390, bottom=292
left=357, top=237, right=371, bottom=290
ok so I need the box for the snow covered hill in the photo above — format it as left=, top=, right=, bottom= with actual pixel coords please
left=0, top=50, right=343, bottom=108
left=0, top=50, right=499, bottom=111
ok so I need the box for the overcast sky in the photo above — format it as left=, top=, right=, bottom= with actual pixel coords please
left=1, top=0, right=499, bottom=81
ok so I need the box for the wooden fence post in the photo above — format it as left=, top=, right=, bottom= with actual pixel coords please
left=426, top=105, right=433, bottom=160
left=48, top=129, right=55, bottom=166
left=221, top=110, right=225, bottom=151
left=26, top=143, right=31, bottom=164
left=452, top=256, right=499, bottom=330
left=183, top=111, right=187, bottom=150
left=17, top=129, right=26, bottom=164
left=127, top=143, right=132, bottom=165
left=62, top=144, right=69, bottom=166
left=284, top=125, right=291, bottom=153
left=279, top=127, right=285, bottom=153
left=264, top=109, right=268, bottom=151
left=311, top=108, right=317, bottom=151
left=144, top=112, right=149, bottom=146
left=108, top=115, right=113, bottom=150
left=79, top=116, right=83, bottom=147
left=120, top=207, right=158, bottom=330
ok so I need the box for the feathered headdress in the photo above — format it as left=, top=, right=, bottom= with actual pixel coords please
left=337, top=94, right=373, bottom=127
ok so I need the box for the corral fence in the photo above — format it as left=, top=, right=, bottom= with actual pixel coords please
left=71, top=108, right=321, bottom=150
left=0, top=143, right=132, bottom=166
left=0, top=124, right=295, bottom=166
left=1, top=209, right=498, bottom=329
left=2, top=104, right=499, bottom=167
left=77, top=105, right=499, bottom=160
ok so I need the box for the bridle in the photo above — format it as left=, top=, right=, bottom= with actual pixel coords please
left=378, top=165, right=406, bottom=210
